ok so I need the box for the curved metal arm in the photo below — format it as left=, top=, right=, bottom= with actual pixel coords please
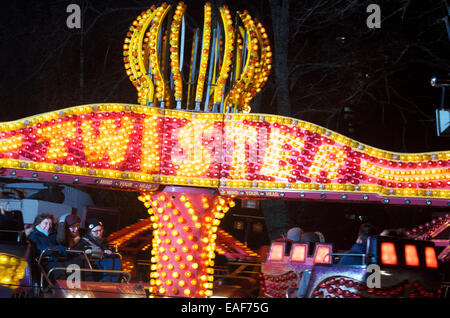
left=84, top=250, right=122, bottom=261
left=286, top=287, right=298, bottom=298
left=66, top=249, right=93, bottom=269
left=327, top=252, right=368, bottom=265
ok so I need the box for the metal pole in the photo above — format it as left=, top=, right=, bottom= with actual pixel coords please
left=204, top=28, right=218, bottom=112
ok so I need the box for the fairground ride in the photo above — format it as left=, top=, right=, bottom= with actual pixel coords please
left=0, top=2, right=448, bottom=298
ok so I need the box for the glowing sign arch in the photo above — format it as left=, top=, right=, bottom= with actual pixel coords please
left=0, top=103, right=448, bottom=206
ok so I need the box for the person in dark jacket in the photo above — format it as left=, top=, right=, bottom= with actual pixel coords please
left=73, top=218, right=122, bottom=282
left=56, top=213, right=82, bottom=248
left=28, top=213, right=83, bottom=281
left=380, top=228, right=407, bottom=238
left=338, top=223, right=379, bottom=265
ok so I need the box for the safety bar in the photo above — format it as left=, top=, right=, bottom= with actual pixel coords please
left=213, top=274, right=258, bottom=283
left=39, top=264, right=56, bottom=290
left=326, top=253, right=368, bottom=265
left=38, top=248, right=93, bottom=270
left=47, top=267, right=131, bottom=284
left=86, top=250, right=122, bottom=262
left=0, top=229, right=25, bottom=242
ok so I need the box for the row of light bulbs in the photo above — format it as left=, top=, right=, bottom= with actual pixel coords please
left=123, top=2, right=272, bottom=113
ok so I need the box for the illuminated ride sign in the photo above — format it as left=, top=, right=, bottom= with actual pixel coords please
left=0, top=104, right=448, bottom=206
left=1, top=1, right=448, bottom=206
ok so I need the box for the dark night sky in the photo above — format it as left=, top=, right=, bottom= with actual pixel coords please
left=0, top=0, right=449, bottom=249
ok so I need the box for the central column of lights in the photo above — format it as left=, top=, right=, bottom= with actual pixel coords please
left=138, top=189, right=235, bottom=298
left=195, top=3, right=212, bottom=107
left=124, top=6, right=157, bottom=106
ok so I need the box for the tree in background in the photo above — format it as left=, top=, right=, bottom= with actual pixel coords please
left=0, top=0, right=448, bottom=242
left=261, top=0, right=450, bottom=240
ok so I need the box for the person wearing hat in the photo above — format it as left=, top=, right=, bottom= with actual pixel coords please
left=73, top=218, right=122, bottom=282
left=295, top=231, right=326, bottom=298
left=286, top=227, right=302, bottom=242
left=56, top=213, right=81, bottom=248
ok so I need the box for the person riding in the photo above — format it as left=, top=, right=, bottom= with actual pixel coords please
left=28, top=213, right=60, bottom=256
left=73, top=218, right=122, bottom=282
left=338, top=223, right=379, bottom=265
left=56, top=213, right=82, bottom=248
left=300, top=231, right=326, bottom=257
